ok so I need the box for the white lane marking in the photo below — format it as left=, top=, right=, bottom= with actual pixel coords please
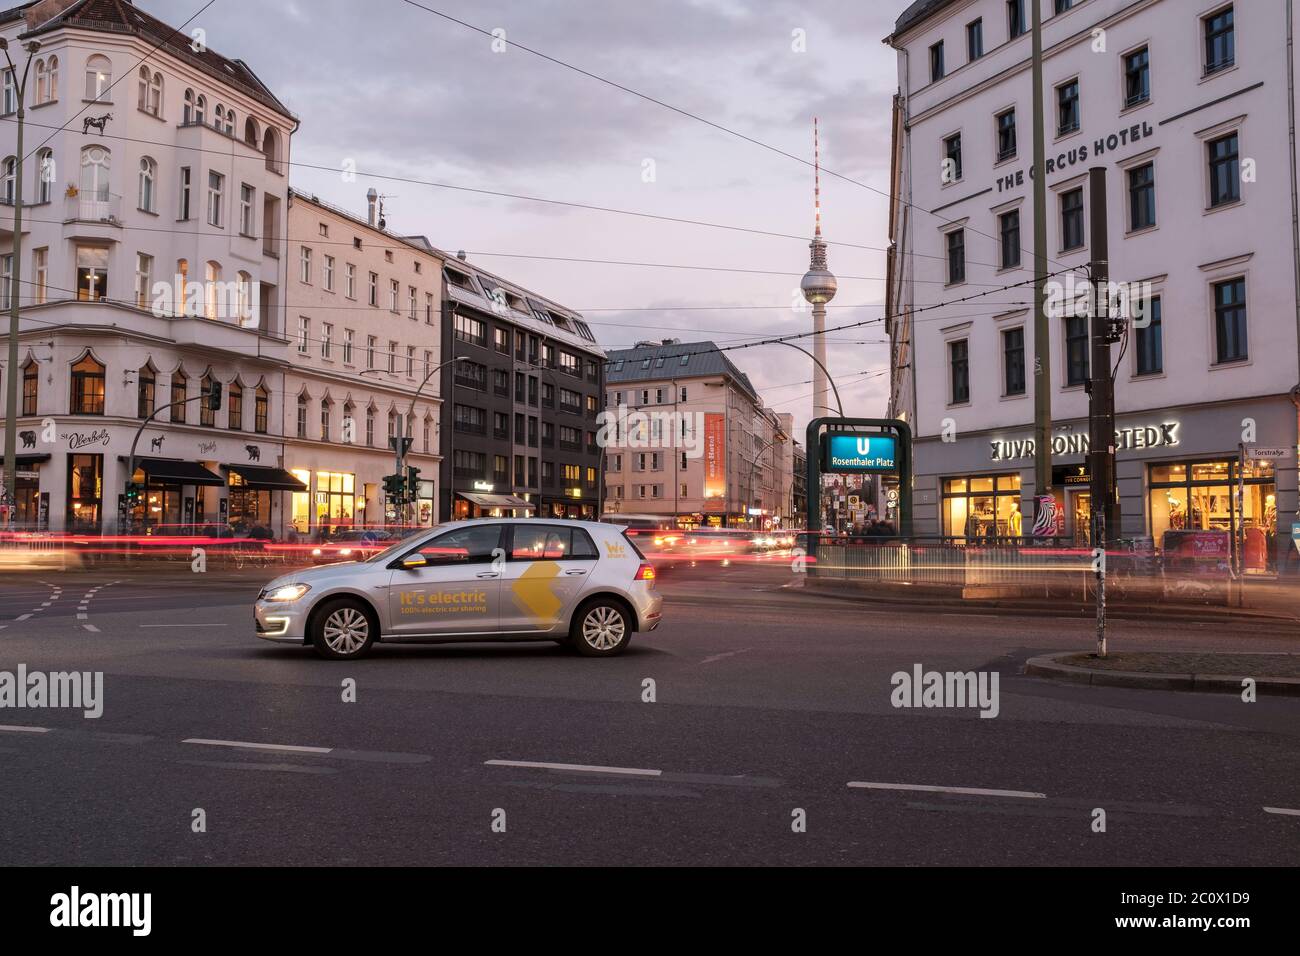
left=182, top=738, right=333, bottom=755
left=14, top=614, right=31, bottom=621
left=82, top=624, right=100, bottom=633
left=39, top=602, right=51, bottom=608
left=76, top=613, right=87, bottom=620
left=485, top=758, right=662, bottom=777
left=847, top=781, right=1047, bottom=799
left=700, top=648, right=752, bottom=665
left=0, top=724, right=51, bottom=734
left=1264, top=806, right=1300, bottom=817
left=139, top=623, right=229, bottom=628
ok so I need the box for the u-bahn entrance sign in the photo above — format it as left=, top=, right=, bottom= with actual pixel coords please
left=806, top=417, right=913, bottom=536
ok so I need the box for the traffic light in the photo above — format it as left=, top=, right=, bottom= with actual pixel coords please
left=207, top=379, right=222, bottom=411
left=406, top=465, right=420, bottom=494
left=382, top=473, right=405, bottom=500
left=124, top=480, right=142, bottom=505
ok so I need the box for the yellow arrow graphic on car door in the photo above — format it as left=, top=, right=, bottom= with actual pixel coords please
left=511, top=560, right=564, bottom=626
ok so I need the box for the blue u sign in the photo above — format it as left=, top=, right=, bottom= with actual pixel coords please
left=823, top=433, right=897, bottom=473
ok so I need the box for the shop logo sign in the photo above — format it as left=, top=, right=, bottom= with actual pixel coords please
left=990, top=422, right=1178, bottom=461
left=62, top=429, right=111, bottom=450
left=197, top=441, right=217, bottom=455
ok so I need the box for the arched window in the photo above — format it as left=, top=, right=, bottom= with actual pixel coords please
left=194, top=93, right=206, bottom=125
left=204, top=260, right=221, bottom=320
left=84, top=54, right=111, bottom=102
left=79, top=145, right=110, bottom=200
left=175, top=258, right=189, bottom=315
left=137, top=362, right=156, bottom=418
left=34, top=58, right=46, bottom=104
left=262, top=127, right=280, bottom=173
left=254, top=383, right=269, bottom=434
left=137, top=67, right=161, bottom=115
left=243, top=115, right=260, bottom=148
left=70, top=354, right=106, bottom=415
left=46, top=55, right=58, bottom=101
left=170, top=367, right=188, bottom=424
left=213, top=104, right=224, bottom=130
left=21, top=357, right=37, bottom=415
left=183, top=87, right=194, bottom=124
left=365, top=404, right=375, bottom=447
left=199, top=371, right=216, bottom=427
left=221, top=106, right=234, bottom=136
left=342, top=401, right=355, bottom=444
left=296, top=392, right=308, bottom=438
left=227, top=380, right=243, bottom=430
left=138, top=156, right=156, bottom=212
left=320, top=396, right=332, bottom=441
left=236, top=270, right=252, bottom=325
left=2, top=156, right=15, bottom=205
left=36, top=149, right=54, bottom=204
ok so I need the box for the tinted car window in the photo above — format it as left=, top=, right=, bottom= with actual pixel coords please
left=510, top=525, right=569, bottom=560
left=415, top=525, right=502, bottom=565
left=570, top=528, right=598, bottom=558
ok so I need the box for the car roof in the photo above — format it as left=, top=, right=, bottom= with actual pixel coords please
left=434, top=517, right=619, bottom=532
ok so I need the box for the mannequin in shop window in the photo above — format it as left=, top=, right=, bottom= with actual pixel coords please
left=1009, top=501, right=1022, bottom=538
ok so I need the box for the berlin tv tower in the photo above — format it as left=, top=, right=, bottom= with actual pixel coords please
left=800, top=118, right=837, bottom=420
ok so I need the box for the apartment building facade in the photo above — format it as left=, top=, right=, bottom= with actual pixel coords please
left=603, top=340, right=793, bottom=529
left=437, top=254, right=604, bottom=521
left=0, top=0, right=297, bottom=533
left=283, top=190, right=443, bottom=534
left=886, top=0, right=1300, bottom=567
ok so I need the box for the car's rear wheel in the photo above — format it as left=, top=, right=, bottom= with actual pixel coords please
left=311, top=598, right=377, bottom=660
left=571, top=599, right=631, bottom=656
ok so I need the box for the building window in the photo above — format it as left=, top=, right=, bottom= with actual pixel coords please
left=21, top=358, right=37, bottom=415
left=426, top=292, right=435, bottom=323
left=297, top=316, right=309, bottom=355
left=345, top=263, right=356, bottom=298
left=368, top=271, right=378, bottom=306
left=204, top=261, right=221, bottom=320
left=36, top=149, right=53, bottom=203
left=75, top=245, right=108, bottom=300
left=206, top=170, right=224, bottom=227
left=408, top=286, right=417, bottom=320
left=343, top=328, right=354, bottom=365
left=1208, top=132, right=1240, bottom=207
left=32, top=247, right=47, bottom=304
left=366, top=335, right=376, bottom=368
left=134, top=253, right=153, bottom=309
left=943, top=133, right=962, bottom=182
left=255, top=385, right=268, bottom=434
left=948, top=339, right=969, bottom=404
left=170, top=369, right=187, bottom=423
left=320, top=399, right=331, bottom=441
left=296, top=394, right=308, bottom=439
left=942, top=474, right=1022, bottom=540
left=1149, top=460, right=1274, bottom=564
left=1065, top=315, right=1089, bottom=386
left=1128, top=162, right=1156, bottom=230
left=200, top=373, right=217, bottom=427
left=137, top=67, right=162, bottom=116
left=321, top=322, right=333, bottom=359
left=178, top=166, right=191, bottom=220
left=79, top=144, right=110, bottom=202
left=365, top=406, right=375, bottom=446
left=0, top=254, right=10, bottom=311
left=387, top=340, right=397, bottom=374
left=966, top=19, right=983, bottom=61
left=453, top=313, right=485, bottom=346
left=996, top=109, right=1017, bottom=161
left=1123, top=46, right=1150, bottom=107
left=228, top=381, right=243, bottom=430
left=946, top=229, right=965, bottom=284
left=1060, top=187, right=1085, bottom=251
left=389, top=279, right=399, bottom=312
left=406, top=345, right=415, bottom=376
left=299, top=246, right=312, bottom=284
left=137, top=364, right=155, bottom=418
left=1213, top=277, right=1247, bottom=363
left=1204, top=6, right=1235, bottom=76
left=70, top=355, right=106, bottom=415
left=84, top=54, right=111, bottom=102
left=998, top=209, right=1020, bottom=270
left=1007, top=0, right=1026, bottom=38
left=1054, top=0, right=1073, bottom=13
left=1135, top=296, right=1162, bottom=375
left=929, top=41, right=944, bottom=82
left=1056, top=79, right=1079, bottom=135
left=239, top=183, right=254, bottom=235
left=323, top=255, right=334, bottom=291
left=1002, top=326, right=1025, bottom=395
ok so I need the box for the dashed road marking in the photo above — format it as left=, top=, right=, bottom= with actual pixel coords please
left=848, top=781, right=1047, bottom=800
left=0, top=724, right=51, bottom=734
left=1264, top=806, right=1300, bottom=817
left=82, top=624, right=100, bottom=633
left=182, top=738, right=333, bottom=755
left=486, top=758, right=662, bottom=777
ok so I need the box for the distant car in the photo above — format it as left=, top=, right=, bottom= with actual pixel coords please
left=308, top=529, right=397, bottom=564
left=256, top=518, right=663, bottom=659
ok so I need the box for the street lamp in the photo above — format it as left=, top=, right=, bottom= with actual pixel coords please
left=770, top=340, right=843, bottom=417
left=0, top=37, right=40, bottom=525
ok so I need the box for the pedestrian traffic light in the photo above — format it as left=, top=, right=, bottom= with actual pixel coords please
left=207, top=380, right=222, bottom=411
left=383, top=473, right=405, bottom=499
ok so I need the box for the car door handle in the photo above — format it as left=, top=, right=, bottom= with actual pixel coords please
left=476, top=571, right=500, bottom=579
left=564, top=569, right=588, bottom=576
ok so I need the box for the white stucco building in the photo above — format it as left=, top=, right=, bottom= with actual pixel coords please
left=886, top=0, right=1300, bottom=568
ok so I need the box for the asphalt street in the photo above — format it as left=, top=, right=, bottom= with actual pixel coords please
left=0, top=559, right=1298, bottom=865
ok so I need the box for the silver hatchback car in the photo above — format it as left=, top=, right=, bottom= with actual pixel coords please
left=255, top=518, right=662, bottom=659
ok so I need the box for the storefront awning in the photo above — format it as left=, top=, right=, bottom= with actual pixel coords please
left=223, top=464, right=308, bottom=491
left=119, top=457, right=225, bottom=486
left=458, top=492, right=536, bottom=511
left=15, top=454, right=50, bottom=466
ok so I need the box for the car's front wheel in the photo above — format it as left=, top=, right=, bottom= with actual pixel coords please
left=571, top=599, right=632, bottom=656
left=311, top=598, right=377, bottom=660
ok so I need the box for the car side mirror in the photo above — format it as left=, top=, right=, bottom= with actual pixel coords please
left=401, top=553, right=428, bottom=570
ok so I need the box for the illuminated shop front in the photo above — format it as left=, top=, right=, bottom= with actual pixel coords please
left=224, top=465, right=306, bottom=534
left=940, top=473, right=1023, bottom=540
left=125, top=458, right=224, bottom=533
left=291, top=469, right=356, bottom=533
left=1149, top=459, right=1276, bottom=570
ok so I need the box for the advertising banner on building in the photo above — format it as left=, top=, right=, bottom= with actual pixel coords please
left=703, top=413, right=725, bottom=505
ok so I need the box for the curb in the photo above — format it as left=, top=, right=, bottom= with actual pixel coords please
left=1024, top=652, right=1300, bottom=695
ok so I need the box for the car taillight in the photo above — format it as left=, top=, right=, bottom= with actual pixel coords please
left=634, top=562, right=655, bottom=583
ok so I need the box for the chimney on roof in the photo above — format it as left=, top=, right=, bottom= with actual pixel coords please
left=456, top=250, right=467, bottom=261
left=366, top=188, right=378, bottom=227
left=661, top=338, right=679, bottom=345
left=26, top=0, right=81, bottom=29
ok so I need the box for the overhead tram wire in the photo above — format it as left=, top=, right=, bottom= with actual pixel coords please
left=395, top=0, right=1079, bottom=273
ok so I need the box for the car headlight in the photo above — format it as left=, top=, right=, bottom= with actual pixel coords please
left=311, top=548, right=322, bottom=556
left=262, top=583, right=311, bottom=602
left=339, top=548, right=353, bottom=556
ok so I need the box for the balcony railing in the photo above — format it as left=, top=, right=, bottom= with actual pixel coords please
left=65, top=191, right=123, bottom=223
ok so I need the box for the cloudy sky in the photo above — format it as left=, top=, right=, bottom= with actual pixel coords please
left=142, top=0, right=905, bottom=439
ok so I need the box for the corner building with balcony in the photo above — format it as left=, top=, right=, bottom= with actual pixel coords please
left=0, top=0, right=296, bottom=533
left=885, top=0, right=1300, bottom=570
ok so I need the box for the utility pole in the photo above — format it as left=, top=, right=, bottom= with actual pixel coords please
left=1030, top=0, right=1052, bottom=529
left=1087, top=166, right=1118, bottom=657
left=1, top=38, right=38, bottom=525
